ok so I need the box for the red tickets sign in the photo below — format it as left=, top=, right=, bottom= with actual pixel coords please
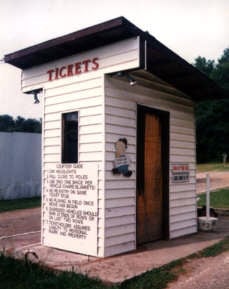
left=47, top=57, right=99, bottom=81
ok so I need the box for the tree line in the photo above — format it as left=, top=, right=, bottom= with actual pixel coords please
left=194, top=48, right=229, bottom=163
left=0, top=115, right=41, bottom=133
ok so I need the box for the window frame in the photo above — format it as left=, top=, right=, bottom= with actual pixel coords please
left=61, top=111, right=79, bottom=163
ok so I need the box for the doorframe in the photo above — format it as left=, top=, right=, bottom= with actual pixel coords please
left=136, top=105, right=170, bottom=243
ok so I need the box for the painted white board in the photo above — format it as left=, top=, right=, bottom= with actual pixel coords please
left=42, top=163, right=98, bottom=256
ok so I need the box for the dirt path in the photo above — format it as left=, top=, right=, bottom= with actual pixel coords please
left=0, top=207, right=41, bottom=252
left=197, top=171, right=229, bottom=194
left=167, top=251, right=229, bottom=289
left=0, top=207, right=41, bottom=236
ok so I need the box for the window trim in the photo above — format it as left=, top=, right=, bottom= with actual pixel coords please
left=61, top=110, right=79, bottom=163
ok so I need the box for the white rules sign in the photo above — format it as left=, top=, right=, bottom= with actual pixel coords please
left=42, top=163, right=98, bottom=256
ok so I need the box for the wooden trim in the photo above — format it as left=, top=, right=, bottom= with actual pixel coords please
left=136, top=106, right=145, bottom=195
left=136, top=105, right=170, bottom=240
left=139, top=37, right=145, bottom=69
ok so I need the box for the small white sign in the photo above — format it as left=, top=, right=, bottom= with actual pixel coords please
left=42, top=163, right=98, bottom=256
left=171, top=163, right=189, bottom=183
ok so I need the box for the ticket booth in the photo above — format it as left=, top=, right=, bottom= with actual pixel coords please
left=4, top=17, right=223, bottom=257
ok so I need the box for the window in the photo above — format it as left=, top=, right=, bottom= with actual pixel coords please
left=62, top=111, right=78, bottom=163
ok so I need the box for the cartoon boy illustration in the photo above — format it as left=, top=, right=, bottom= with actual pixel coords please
left=112, top=138, right=132, bottom=177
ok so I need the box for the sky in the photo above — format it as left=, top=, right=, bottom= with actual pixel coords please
left=0, top=0, right=228, bottom=119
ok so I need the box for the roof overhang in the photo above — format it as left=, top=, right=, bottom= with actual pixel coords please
left=4, top=17, right=226, bottom=101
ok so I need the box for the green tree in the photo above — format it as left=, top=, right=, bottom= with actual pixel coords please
left=194, top=56, right=215, bottom=77
left=15, top=116, right=25, bottom=131
left=0, top=115, right=41, bottom=133
left=194, top=48, right=229, bottom=163
left=212, top=48, right=229, bottom=92
left=0, top=115, right=15, bottom=132
left=21, top=118, right=41, bottom=133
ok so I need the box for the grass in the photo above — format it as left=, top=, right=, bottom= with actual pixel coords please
left=0, top=254, right=113, bottom=289
left=120, top=260, right=184, bottom=289
left=199, top=236, right=229, bottom=257
left=198, top=188, right=229, bottom=208
left=197, top=162, right=229, bottom=172
left=0, top=237, right=228, bottom=289
left=0, top=197, right=41, bottom=213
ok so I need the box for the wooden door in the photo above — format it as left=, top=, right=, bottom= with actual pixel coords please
left=137, top=106, right=169, bottom=245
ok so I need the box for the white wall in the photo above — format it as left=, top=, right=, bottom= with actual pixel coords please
left=104, top=74, right=197, bottom=256
left=20, top=35, right=197, bottom=257
left=0, top=132, right=41, bottom=200
left=21, top=37, right=140, bottom=257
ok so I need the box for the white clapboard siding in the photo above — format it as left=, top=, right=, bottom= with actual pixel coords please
left=170, top=133, right=195, bottom=142
left=106, top=106, right=136, bottom=119
left=104, top=85, right=137, bottom=255
left=41, top=73, right=105, bottom=257
left=170, top=118, right=195, bottom=129
left=170, top=211, right=197, bottom=223
left=170, top=184, right=196, bottom=193
left=45, top=78, right=102, bottom=99
left=22, top=38, right=139, bottom=80
left=170, top=204, right=196, bottom=216
left=44, top=121, right=61, bottom=130
left=80, top=114, right=103, bottom=126
left=24, top=31, right=198, bottom=256
left=170, top=155, right=195, bottom=163
left=79, top=133, right=103, bottom=144
left=105, top=188, right=136, bottom=199
left=45, top=88, right=102, bottom=106
left=79, top=152, right=103, bottom=162
left=44, top=129, right=60, bottom=138
left=104, top=75, right=197, bottom=256
left=170, top=197, right=197, bottom=208
left=105, top=215, right=136, bottom=227
left=22, top=37, right=140, bottom=93
left=105, top=223, right=135, bottom=238
left=105, top=206, right=135, bottom=218
left=29, top=37, right=142, bottom=258
left=170, top=218, right=196, bottom=231
left=79, top=123, right=103, bottom=134
left=106, top=233, right=135, bottom=247
left=170, top=190, right=196, bottom=200
left=170, top=126, right=195, bottom=136
left=45, top=96, right=103, bottom=114
left=170, top=140, right=195, bottom=149
left=105, top=180, right=136, bottom=190
left=170, top=226, right=197, bottom=239
left=106, top=197, right=135, bottom=208
left=105, top=86, right=194, bottom=114
left=44, top=113, right=60, bottom=122
left=106, top=115, right=136, bottom=128
left=79, top=142, right=103, bottom=152
left=104, top=242, right=135, bottom=257
left=43, top=146, right=60, bottom=154
left=43, top=137, right=60, bottom=146
left=170, top=148, right=195, bottom=156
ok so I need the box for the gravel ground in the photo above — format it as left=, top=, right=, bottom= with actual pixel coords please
left=0, top=172, right=228, bottom=285
left=168, top=171, right=229, bottom=289
left=197, top=172, right=229, bottom=194
left=167, top=251, right=229, bottom=289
